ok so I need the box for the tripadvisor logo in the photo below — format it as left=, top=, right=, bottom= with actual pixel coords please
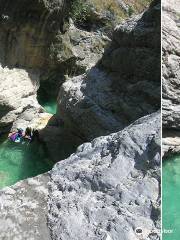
left=135, top=227, right=143, bottom=236
left=134, top=227, right=153, bottom=238
left=134, top=227, right=173, bottom=237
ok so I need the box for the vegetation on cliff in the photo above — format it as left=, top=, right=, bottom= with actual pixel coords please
left=70, top=0, right=152, bottom=30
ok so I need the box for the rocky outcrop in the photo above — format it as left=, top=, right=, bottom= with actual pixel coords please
left=0, top=0, right=68, bottom=130
left=0, top=173, right=50, bottom=240
left=48, top=112, right=161, bottom=240
left=162, top=0, right=180, bottom=156
left=58, top=0, right=161, bottom=141
left=0, top=66, right=40, bottom=128
left=162, top=0, right=180, bottom=128
left=0, top=65, right=53, bottom=131
left=0, top=0, right=109, bottom=163
left=70, top=0, right=151, bottom=33
left=0, top=112, right=161, bottom=240
left=50, top=19, right=109, bottom=73
left=0, top=0, right=108, bottom=95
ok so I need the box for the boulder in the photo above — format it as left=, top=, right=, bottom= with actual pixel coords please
left=48, top=112, right=161, bottom=240
left=0, top=65, right=55, bottom=132
left=0, top=66, right=40, bottom=128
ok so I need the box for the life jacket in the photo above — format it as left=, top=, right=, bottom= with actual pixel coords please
left=9, top=132, right=22, bottom=142
left=9, top=132, right=18, bottom=142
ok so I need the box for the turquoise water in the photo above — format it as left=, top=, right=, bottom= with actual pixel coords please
left=0, top=100, right=56, bottom=189
left=41, top=99, right=57, bottom=115
left=0, top=139, right=52, bottom=188
left=163, top=156, right=180, bottom=239
left=37, top=89, right=57, bottom=115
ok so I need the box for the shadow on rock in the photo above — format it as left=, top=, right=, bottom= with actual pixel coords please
left=39, top=114, right=84, bottom=163
left=57, top=0, right=161, bottom=142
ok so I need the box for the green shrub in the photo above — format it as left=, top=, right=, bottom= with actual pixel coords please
left=128, top=6, right=134, bottom=17
left=70, top=0, right=92, bottom=25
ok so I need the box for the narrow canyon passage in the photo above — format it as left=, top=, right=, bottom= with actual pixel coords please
left=0, top=100, right=56, bottom=189
left=37, top=88, right=57, bottom=115
left=0, top=0, right=161, bottom=239
left=163, top=156, right=180, bottom=239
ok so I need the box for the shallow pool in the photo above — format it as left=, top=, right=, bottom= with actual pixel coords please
left=38, top=89, right=57, bottom=115
left=0, top=138, right=53, bottom=188
left=0, top=99, right=57, bottom=189
left=41, top=99, right=57, bottom=115
left=163, top=155, right=180, bottom=239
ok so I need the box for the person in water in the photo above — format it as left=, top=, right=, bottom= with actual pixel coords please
left=24, top=128, right=39, bottom=142
left=24, top=127, right=32, bottom=141
left=9, top=128, right=24, bottom=143
left=9, top=127, right=40, bottom=143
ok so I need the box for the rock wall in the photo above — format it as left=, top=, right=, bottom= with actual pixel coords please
left=162, top=0, right=180, bottom=156
left=57, top=0, right=161, bottom=140
left=0, top=0, right=68, bottom=69
left=0, top=0, right=109, bottom=98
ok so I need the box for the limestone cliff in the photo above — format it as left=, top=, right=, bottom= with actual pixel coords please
left=0, top=0, right=107, bottom=130
left=0, top=0, right=68, bottom=68
left=57, top=0, right=161, bottom=140
left=162, top=0, right=180, bottom=156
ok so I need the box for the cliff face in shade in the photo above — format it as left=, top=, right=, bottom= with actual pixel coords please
left=0, top=0, right=109, bottom=99
left=57, top=0, right=161, bottom=141
left=0, top=0, right=68, bottom=69
left=162, top=0, right=180, bottom=156
left=0, top=0, right=108, bottom=130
